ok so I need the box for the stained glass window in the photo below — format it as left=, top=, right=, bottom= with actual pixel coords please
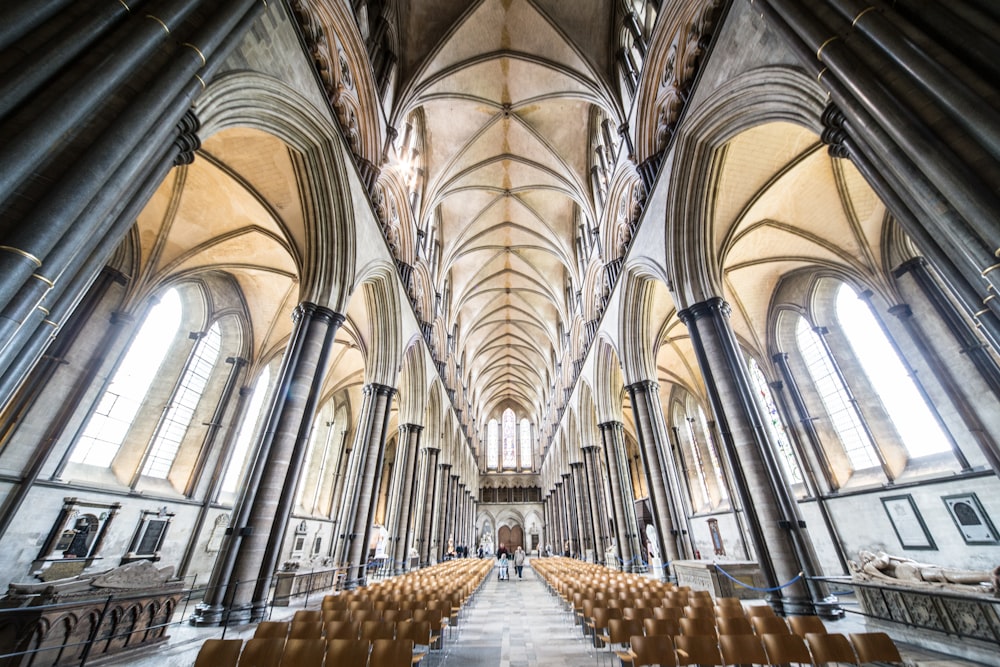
left=502, top=408, right=516, bottom=469
left=487, top=419, right=499, bottom=470
left=796, top=314, right=880, bottom=469
left=835, top=284, right=950, bottom=457
left=747, top=357, right=803, bottom=483
left=221, top=365, right=272, bottom=494
left=141, top=321, right=222, bottom=478
left=70, top=289, right=181, bottom=467
left=519, top=419, right=531, bottom=470
left=684, top=416, right=711, bottom=506
left=697, top=406, right=729, bottom=500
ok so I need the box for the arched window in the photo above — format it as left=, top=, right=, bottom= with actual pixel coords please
left=220, top=365, right=272, bottom=496
left=519, top=419, right=532, bottom=470
left=672, top=401, right=709, bottom=509
left=795, top=314, right=881, bottom=470
left=697, top=405, right=728, bottom=502
left=69, top=289, right=182, bottom=467
left=141, top=321, right=222, bottom=478
left=502, top=408, right=517, bottom=469
left=747, top=357, right=803, bottom=484
left=835, top=284, right=951, bottom=457
left=486, top=419, right=499, bottom=470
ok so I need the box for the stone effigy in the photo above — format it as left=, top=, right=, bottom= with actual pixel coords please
left=848, top=550, right=996, bottom=596
left=0, top=561, right=183, bottom=666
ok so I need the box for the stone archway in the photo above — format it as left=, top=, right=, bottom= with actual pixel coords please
left=497, top=524, right=524, bottom=552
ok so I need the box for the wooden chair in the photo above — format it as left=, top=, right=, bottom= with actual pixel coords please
left=743, top=604, right=776, bottom=618
left=396, top=619, right=432, bottom=664
left=194, top=639, right=242, bottom=667
left=624, top=606, right=654, bottom=621
left=653, top=606, right=683, bottom=621
left=325, top=620, right=361, bottom=640
left=237, top=638, right=285, bottom=667
left=683, top=605, right=716, bottom=619
left=674, top=634, right=724, bottom=666
left=361, top=619, right=396, bottom=641
left=383, top=609, right=413, bottom=624
left=643, top=617, right=679, bottom=638
left=787, top=614, right=827, bottom=637
left=714, top=597, right=742, bottom=608
left=352, top=608, right=383, bottom=624
left=806, top=632, right=860, bottom=665
left=762, top=632, right=812, bottom=665
left=253, top=621, right=289, bottom=639
left=369, top=638, right=414, bottom=667
left=629, top=634, right=678, bottom=667
left=324, top=608, right=352, bottom=623
left=288, top=621, right=324, bottom=639
left=718, top=633, right=767, bottom=667
left=678, top=617, right=716, bottom=637
left=591, top=607, right=624, bottom=648
left=607, top=618, right=646, bottom=665
left=292, top=610, right=323, bottom=623
left=411, top=609, right=442, bottom=648
left=714, top=605, right=746, bottom=619
left=716, top=616, right=754, bottom=636
left=750, top=615, right=790, bottom=636
left=278, top=638, right=325, bottom=667
left=325, top=638, right=370, bottom=667
left=849, top=632, right=903, bottom=664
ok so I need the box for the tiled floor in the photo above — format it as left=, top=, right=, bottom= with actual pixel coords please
left=105, top=563, right=990, bottom=666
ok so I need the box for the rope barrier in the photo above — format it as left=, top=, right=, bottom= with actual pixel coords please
left=714, top=564, right=803, bottom=592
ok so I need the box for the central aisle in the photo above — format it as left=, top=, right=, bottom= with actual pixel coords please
left=439, top=562, right=596, bottom=667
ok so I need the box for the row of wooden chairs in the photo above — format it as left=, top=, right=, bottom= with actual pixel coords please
left=193, top=637, right=415, bottom=667
left=254, top=617, right=434, bottom=647
left=618, top=630, right=902, bottom=666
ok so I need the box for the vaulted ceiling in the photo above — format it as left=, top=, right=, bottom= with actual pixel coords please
left=396, top=0, right=617, bottom=429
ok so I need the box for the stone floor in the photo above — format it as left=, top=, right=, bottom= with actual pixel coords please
left=103, top=563, right=989, bottom=666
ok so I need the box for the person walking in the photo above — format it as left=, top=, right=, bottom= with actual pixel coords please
left=513, top=546, right=525, bottom=579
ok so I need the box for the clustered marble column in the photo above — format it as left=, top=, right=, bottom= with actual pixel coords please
left=581, top=444, right=608, bottom=563
left=598, top=421, right=640, bottom=570
left=386, top=423, right=422, bottom=573
left=415, top=446, right=440, bottom=565
left=0, top=0, right=267, bottom=410
left=626, top=380, right=683, bottom=571
left=341, top=383, right=396, bottom=587
left=679, top=297, right=837, bottom=616
left=570, top=462, right=589, bottom=557
left=193, top=303, right=343, bottom=624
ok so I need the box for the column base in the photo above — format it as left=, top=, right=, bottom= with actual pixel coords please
left=188, top=603, right=226, bottom=627
left=768, top=594, right=843, bottom=619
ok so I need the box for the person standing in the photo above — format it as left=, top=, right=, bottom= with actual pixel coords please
left=513, top=546, right=525, bottom=579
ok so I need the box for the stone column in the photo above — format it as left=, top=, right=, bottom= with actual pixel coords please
left=343, top=383, right=396, bottom=588
left=195, top=303, right=342, bottom=624
left=415, top=446, right=440, bottom=565
left=581, top=445, right=606, bottom=562
left=598, top=421, right=639, bottom=570
left=570, top=462, right=590, bottom=557
left=390, top=424, right=422, bottom=571
left=429, top=462, right=451, bottom=563
left=679, top=297, right=839, bottom=617
left=626, top=380, right=681, bottom=568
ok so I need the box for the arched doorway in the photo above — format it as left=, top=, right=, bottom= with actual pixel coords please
left=497, top=524, right=524, bottom=551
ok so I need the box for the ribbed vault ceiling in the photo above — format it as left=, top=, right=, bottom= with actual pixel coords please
left=400, top=0, right=613, bottom=430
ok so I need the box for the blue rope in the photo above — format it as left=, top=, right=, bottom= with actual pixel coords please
left=714, top=564, right=803, bottom=592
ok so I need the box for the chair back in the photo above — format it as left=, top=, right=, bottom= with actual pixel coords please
left=383, top=609, right=413, bottom=624
left=850, top=632, right=903, bottom=663
left=361, top=619, right=396, bottom=640
left=674, top=634, right=723, bottom=666
left=806, top=632, right=859, bottom=665
left=761, top=632, right=811, bottom=664
left=253, top=621, right=289, bottom=639
left=787, top=614, right=827, bottom=637
left=278, top=638, right=325, bottom=667
left=678, top=617, right=716, bottom=637
left=194, top=639, right=242, bottom=667
left=751, top=615, right=790, bottom=635
left=237, top=638, right=285, bottom=667
left=325, top=620, right=361, bottom=640
left=653, top=606, right=683, bottom=621
left=369, top=638, right=414, bottom=667
left=607, top=618, right=644, bottom=645
left=623, top=606, right=654, bottom=621
left=716, top=616, right=754, bottom=636
left=629, top=634, right=678, bottom=667
left=719, top=634, right=767, bottom=666
left=288, top=621, right=324, bottom=639
left=682, top=605, right=716, bottom=619
left=325, top=638, right=370, bottom=667
left=744, top=604, right=776, bottom=617
left=397, top=619, right=432, bottom=646
left=642, top=617, right=679, bottom=638
left=324, top=608, right=352, bottom=623
left=293, top=610, right=323, bottom=623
